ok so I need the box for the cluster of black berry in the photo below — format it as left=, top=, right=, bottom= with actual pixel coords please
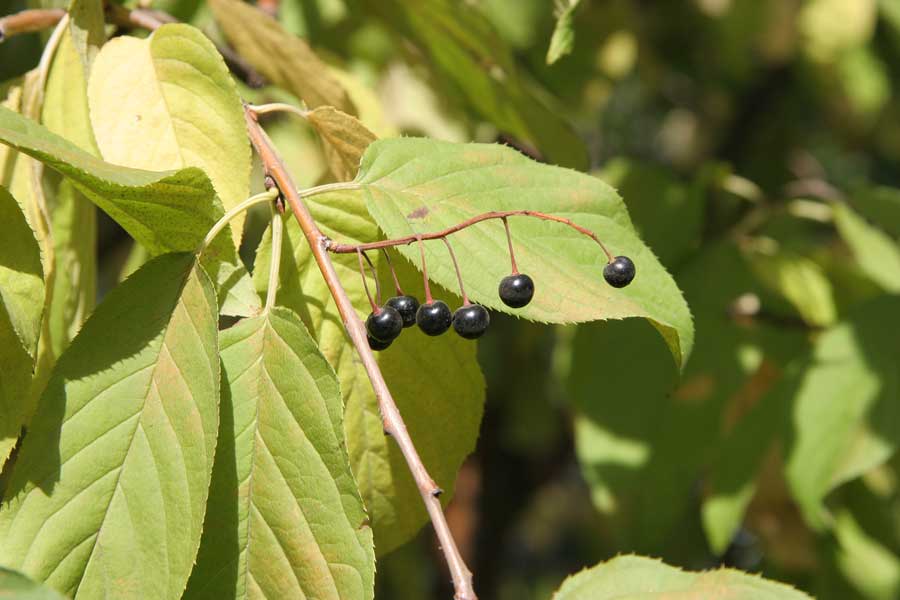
left=364, top=254, right=636, bottom=351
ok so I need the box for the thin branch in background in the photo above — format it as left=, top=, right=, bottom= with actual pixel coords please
left=0, top=8, right=65, bottom=42
left=243, top=106, right=478, bottom=600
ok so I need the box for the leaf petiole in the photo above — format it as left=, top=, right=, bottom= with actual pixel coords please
left=197, top=188, right=279, bottom=255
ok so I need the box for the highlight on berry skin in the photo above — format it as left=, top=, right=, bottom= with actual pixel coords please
left=416, top=300, right=453, bottom=336
left=452, top=304, right=490, bottom=339
left=603, top=255, right=636, bottom=288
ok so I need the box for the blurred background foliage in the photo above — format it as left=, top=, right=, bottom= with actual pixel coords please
left=4, top=0, right=900, bottom=598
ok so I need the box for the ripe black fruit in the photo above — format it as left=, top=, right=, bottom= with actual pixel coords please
left=368, top=335, right=392, bottom=351
left=603, top=256, right=636, bottom=288
left=498, top=273, right=534, bottom=308
left=366, top=306, right=403, bottom=342
left=416, top=300, right=452, bottom=336
left=452, top=304, right=490, bottom=339
left=386, top=295, right=420, bottom=328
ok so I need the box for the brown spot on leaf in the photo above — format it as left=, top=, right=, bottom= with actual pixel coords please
left=407, top=206, right=429, bottom=219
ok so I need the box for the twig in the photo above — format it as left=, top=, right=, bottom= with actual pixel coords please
left=247, top=102, right=309, bottom=119
left=328, top=209, right=616, bottom=263
left=0, top=8, right=65, bottom=42
left=244, top=105, right=478, bottom=600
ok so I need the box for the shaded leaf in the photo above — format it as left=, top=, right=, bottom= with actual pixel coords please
left=749, top=251, right=837, bottom=327
left=353, top=138, right=693, bottom=367
left=552, top=555, right=812, bottom=599
left=785, top=295, right=900, bottom=528
left=833, top=201, right=900, bottom=293
left=306, top=106, right=377, bottom=182
left=0, top=253, right=219, bottom=599
left=833, top=509, right=900, bottom=599
left=596, top=158, right=705, bottom=268
left=42, top=0, right=103, bottom=357
left=0, top=186, right=44, bottom=465
left=208, top=0, right=354, bottom=113
left=186, top=307, right=374, bottom=599
left=361, top=0, right=589, bottom=169
left=88, top=25, right=251, bottom=247
left=254, top=195, right=484, bottom=556
left=0, top=105, right=227, bottom=256
left=0, top=567, right=67, bottom=600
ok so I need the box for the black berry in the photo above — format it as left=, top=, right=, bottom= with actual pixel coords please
left=603, top=256, right=636, bottom=288
left=368, top=335, right=392, bottom=351
left=452, top=304, right=490, bottom=339
left=498, top=273, right=534, bottom=308
left=416, top=300, right=452, bottom=336
left=366, top=306, right=403, bottom=342
left=386, top=295, right=420, bottom=328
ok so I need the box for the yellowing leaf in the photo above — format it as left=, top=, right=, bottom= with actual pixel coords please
left=307, top=106, right=377, bottom=182
left=209, top=0, right=354, bottom=113
left=0, top=253, right=220, bottom=599
left=0, top=185, right=44, bottom=465
left=186, top=307, right=374, bottom=599
left=88, top=25, right=251, bottom=247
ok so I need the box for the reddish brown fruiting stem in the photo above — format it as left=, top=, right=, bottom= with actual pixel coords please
left=357, top=249, right=379, bottom=314
left=417, top=236, right=435, bottom=305
left=442, top=237, right=469, bottom=306
left=328, top=209, right=616, bottom=264
left=381, top=248, right=405, bottom=296
left=501, top=217, right=518, bottom=275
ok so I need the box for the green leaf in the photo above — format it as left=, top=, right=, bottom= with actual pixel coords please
left=208, top=0, right=354, bottom=113
left=0, top=185, right=44, bottom=465
left=749, top=250, right=837, bottom=327
left=833, top=202, right=900, bottom=293
left=186, top=307, right=374, bottom=599
left=0, top=186, right=44, bottom=361
left=546, top=0, right=579, bottom=65
left=785, top=295, right=900, bottom=528
left=833, top=509, right=900, bottom=599
left=0, top=567, right=67, bottom=600
left=552, top=555, right=812, bottom=600
left=853, top=186, right=900, bottom=238
left=0, top=253, right=220, bottom=599
left=352, top=138, right=693, bottom=368
left=596, top=158, right=705, bottom=269
left=0, top=105, right=227, bottom=257
left=306, top=106, right=377, bottom=182
left=88, top=25, right=251, bottom=248
left=361, top=0, right=589, bottom=170
left=42, top=0, right=103, bottom=357
left=254, top=194, right=484, bottom=555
